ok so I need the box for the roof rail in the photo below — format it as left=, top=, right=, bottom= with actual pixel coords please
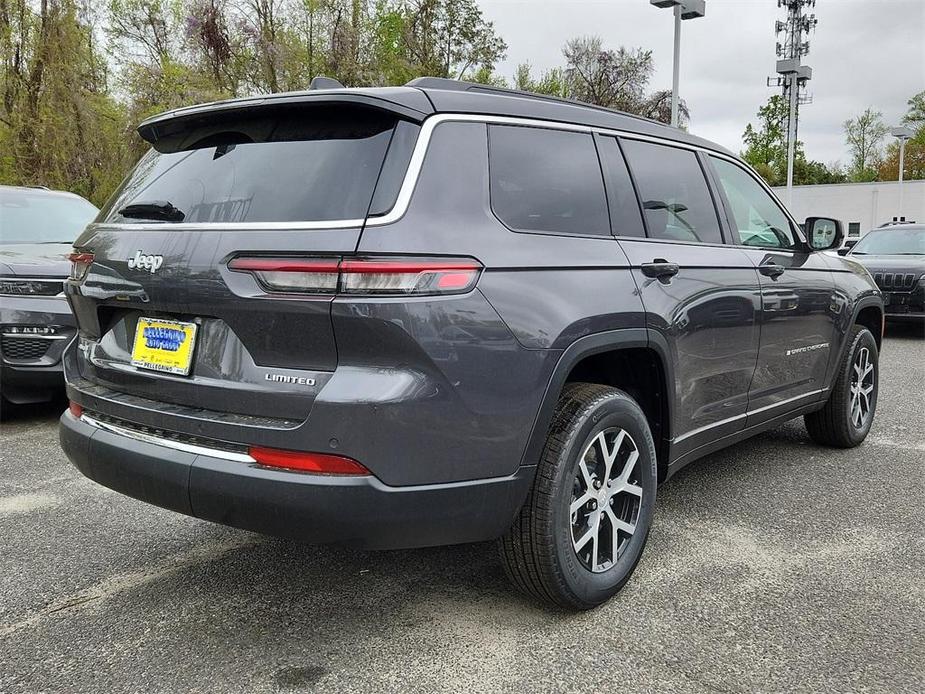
left=405, top=77, right=657, bottom=126
left=25, top=185, right=50, bottom=190
left=309, top=76, right=345, bottom=90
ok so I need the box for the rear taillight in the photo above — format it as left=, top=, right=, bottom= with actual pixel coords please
left=68, top=401, right=83, bottom=418
left=67, top=252, right=94, bottom=281
left=228, top=258, right=340, bottom=293
left=228, top=257, right=482, bottom=296
left=249, top=446, right=370, bottom=475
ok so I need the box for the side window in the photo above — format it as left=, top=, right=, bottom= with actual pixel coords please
left=488, top=125, right=610, bottom=236
left=596, top=136, right=645, bottom=237
left=621, top=139, right=724, bottom=244
left=709, top=156, right=797, bottom=249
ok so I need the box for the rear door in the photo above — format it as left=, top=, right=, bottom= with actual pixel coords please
left=67, top=102, right=421, bottom=421
left=705, top=155, right=837, bottom=424
left=614, top=137, right=761, bottom=458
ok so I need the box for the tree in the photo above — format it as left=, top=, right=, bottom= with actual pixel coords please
left=878, top=91, right=925, bottom=182
left=0, top=0, right=128, bottom=204
left=844, top=108, right=888, bottom=182
left=902, top=90, right=925, bottom=127
left=740, top=94, right=844, bottom=186
left=511, top=36, right=687, bottom=126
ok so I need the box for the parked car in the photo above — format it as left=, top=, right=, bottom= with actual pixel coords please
left=59, top=78, right=884, bottom=609
left=843, top=224, right=925, bottom=322
left=0, top=185, right=98, bottom=410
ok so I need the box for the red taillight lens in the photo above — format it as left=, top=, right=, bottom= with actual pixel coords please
left=67, top=251, right=94, bottom=281
left=249, top=446, right=370, bottom=475
left=228, top=257, right=482, bottom=296
left=68, top=401, right=83, bottom=418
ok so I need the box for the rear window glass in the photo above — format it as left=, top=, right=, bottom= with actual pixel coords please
left=100, top=105, right=412, bottom=225
left=488, top=125, right=610, bottom=236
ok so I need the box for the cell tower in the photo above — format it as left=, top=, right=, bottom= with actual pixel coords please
left=767, top=0, right=818, bottom=204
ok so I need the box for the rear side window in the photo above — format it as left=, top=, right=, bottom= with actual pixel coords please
left=596, top=136, right=645, bottom=238
left=621, top=139, right=723, bottom=245
left=488, top=125, right=610, bottom=236
left=100, top=105, right=413, bottom=225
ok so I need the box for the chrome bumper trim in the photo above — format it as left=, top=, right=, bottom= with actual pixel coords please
left=80, top=414, right=256, bottom=463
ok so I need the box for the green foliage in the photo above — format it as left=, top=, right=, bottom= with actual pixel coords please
left=741, top=94, right=845, bottom=186
left=879, top=91, right=925, bottom=181
left=843, top=107, right=888, bottom=182
left=0, top=0, right=129, bottom=206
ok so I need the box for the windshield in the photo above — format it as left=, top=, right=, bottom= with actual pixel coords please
left=100, top=104, right=414, bottom=225
left=851, top=227, right=925, bottom=255
left=0, top=189, right=98, bottom=244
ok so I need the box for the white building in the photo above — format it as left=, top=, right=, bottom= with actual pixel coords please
left=771, top=180, right=925, bottom=239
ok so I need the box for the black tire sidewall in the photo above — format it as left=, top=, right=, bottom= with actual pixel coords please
left=549, top=391, right=658, bottom=607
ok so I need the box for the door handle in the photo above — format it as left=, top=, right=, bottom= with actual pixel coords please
left=641, top=260, right=680, bottom=280
left=758, top=262, right=785, bottom=279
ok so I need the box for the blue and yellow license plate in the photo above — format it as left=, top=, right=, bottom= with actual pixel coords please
left=130, top=317, right=198, bottom=376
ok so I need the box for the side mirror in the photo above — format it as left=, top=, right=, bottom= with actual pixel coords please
left=837, top=248, right=850, bottom=256
left=805, top=217, right=844, bottom=251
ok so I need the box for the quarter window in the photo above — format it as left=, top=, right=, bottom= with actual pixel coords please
left=621, top=139, right=723, bottom=244
left=488, top=125, right=610, bottom=236
left=709, top=156, right=796, bottom=249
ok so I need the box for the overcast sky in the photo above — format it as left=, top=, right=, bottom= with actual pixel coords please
left=479, top=0, right=924, bottom=165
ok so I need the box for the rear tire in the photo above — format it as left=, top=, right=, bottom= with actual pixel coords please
left=805, top=325, right=878, bottom=448
left=499, top=383, right=658, bottom=610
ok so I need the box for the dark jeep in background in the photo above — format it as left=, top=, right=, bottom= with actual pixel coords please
left=844, top=224, right=924, bottom=323
left=59, top=78, right=883, bottom=609
left=0, top=185, right=98, bottom=410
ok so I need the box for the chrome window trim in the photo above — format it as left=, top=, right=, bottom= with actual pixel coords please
left=86, top=112, right=798, bottom=235
left=81, top=413, right=256, bottom=463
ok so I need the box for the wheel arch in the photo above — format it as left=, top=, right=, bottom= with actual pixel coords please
left=519, top=328, right=674, bottom=481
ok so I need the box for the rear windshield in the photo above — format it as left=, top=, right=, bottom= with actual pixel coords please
left=0, top=189, right=98, bottom=243
left=99, top=105, right=418, bottom=225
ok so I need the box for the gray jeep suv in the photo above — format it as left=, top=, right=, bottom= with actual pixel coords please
left=59, top=78, right=883, bottom=609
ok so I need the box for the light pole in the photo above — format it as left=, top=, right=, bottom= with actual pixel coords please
left=649, top=1, right=706, bottom=128
left=890, top=126, right=914, bottom=219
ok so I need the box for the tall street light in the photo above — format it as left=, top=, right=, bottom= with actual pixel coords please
left=649, top=1, right=706, bottom=128
left=890, top=126, right=914, bottom=219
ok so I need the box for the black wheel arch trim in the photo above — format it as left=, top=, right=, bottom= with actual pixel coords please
left=518, top=328, right=674, bottom=476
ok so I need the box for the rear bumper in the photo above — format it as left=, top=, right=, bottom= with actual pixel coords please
left=60, top=410, right=533, bottom=549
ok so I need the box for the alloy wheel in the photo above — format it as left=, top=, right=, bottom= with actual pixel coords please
left=570, top=427, right=642, bottom=573
left=849, top=346, right=875, bottom=429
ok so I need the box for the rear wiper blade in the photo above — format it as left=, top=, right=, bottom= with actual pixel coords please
left=118, top=200, right=185, bottom=223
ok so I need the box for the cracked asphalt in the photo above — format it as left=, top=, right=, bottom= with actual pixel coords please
left=1, top=324, right=923, bottom=694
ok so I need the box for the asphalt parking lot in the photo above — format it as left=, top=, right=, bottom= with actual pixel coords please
left=1, top=325, right=923, bottom=694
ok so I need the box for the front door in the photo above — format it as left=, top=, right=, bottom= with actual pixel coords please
left=706, top=155, right=838, bottom=425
